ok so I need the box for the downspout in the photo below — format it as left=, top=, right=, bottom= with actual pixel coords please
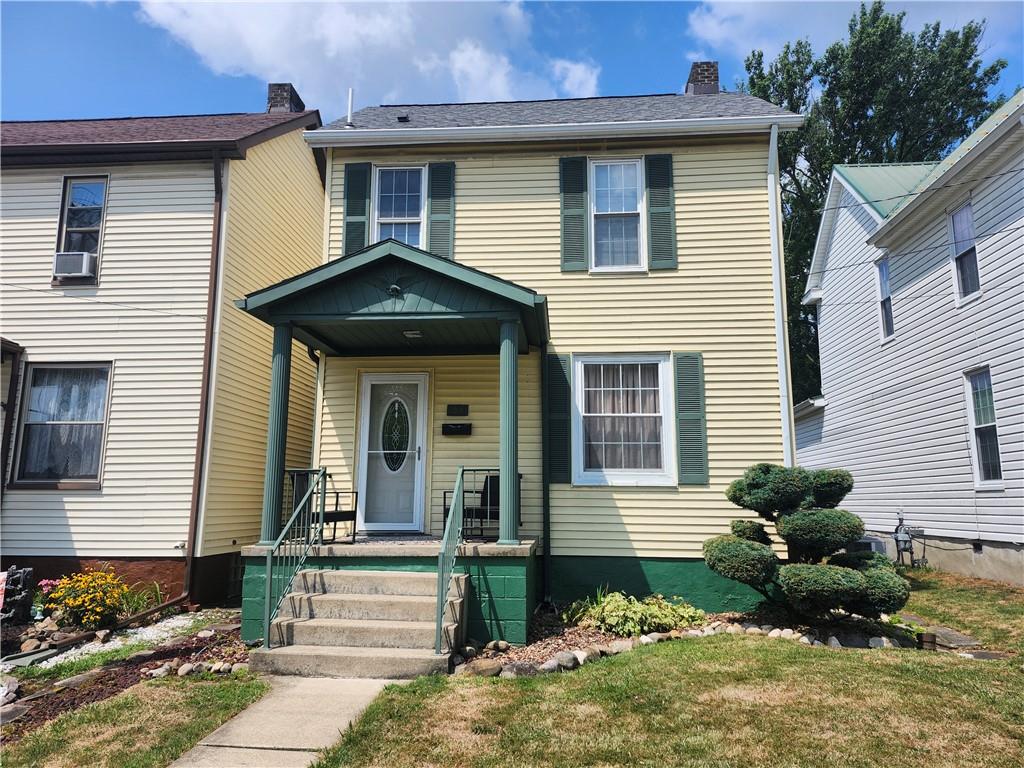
left=540, top=343, right=552, bottom=604
left=767, top=124, right=796, bottom=466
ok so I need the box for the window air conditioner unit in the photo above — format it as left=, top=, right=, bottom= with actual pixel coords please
left=53, top=251, right=96, bottom=279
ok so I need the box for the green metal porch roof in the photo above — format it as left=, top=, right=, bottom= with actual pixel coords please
left=236, top=239, right=549, bottom=355
left=833, top=162, right=937, bottom=218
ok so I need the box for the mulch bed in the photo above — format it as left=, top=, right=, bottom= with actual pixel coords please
left=2, top=626, right=248, bottom=744
left=479, top=610, right=620, bottom=665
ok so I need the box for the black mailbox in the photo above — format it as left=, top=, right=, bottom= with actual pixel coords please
left=442, top=423, right=472, bottom=436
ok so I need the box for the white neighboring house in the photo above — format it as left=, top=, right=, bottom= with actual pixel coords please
left=796, top=92, right=1023, bottom=585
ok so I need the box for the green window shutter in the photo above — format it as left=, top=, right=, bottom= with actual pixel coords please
left=545, top=354, right=572, bottom=483
left=645, top=154, right=677, bottom=270
left=343, top=162, right=372, bottom=256
left=560, top=157, right=588, bottom=272
left=674, top=352, right=708, bottom=485
left=427, top=162, right=456, bottom=259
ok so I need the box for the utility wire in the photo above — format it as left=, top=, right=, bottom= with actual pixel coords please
left=0, top=282, right=208, bottom=319
left=813, top=168, right=1022, bottom=215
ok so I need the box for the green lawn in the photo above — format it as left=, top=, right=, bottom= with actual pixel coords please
left=4, top=674, right=268, bottom=768
left=313, top=637, right=1023, bottom=768
left=902, top=568, right=1024, bottom=653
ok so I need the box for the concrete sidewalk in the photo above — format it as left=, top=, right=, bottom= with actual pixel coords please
left=171, top=676, right=394, bottom=768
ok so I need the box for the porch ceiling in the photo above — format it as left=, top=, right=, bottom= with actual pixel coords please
left=235, top=239, right=549, bottom=355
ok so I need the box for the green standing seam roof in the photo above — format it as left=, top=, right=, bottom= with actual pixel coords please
left=833, top=163, right=937, bottom=219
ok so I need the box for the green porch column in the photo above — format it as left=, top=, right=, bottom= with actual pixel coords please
left=259, top=323, right=293, bottom=545
left=498, top=319, right=520, bottom=546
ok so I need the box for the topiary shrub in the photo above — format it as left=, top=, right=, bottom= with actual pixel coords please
left=778, top=564, right=866, bottom=616
left=705, top=463, right=909, bottom=621
left=776, top=508, right=864, bottom=563
left=730, top=519, right=773, bottom=546
left=808, top=469, right=854, bottom=508
left=703, top=535, right=780, bottom=588
left=828, top=550, right=894, bottom=572
left=725, top=463, right=808, bottom=521
left=842, top=567, right=911, bottom=618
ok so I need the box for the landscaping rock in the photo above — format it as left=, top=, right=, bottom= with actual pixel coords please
left=19, top=638, right=41, bottom=653
left=496, top=640, right=510, bottom=652
left=572, top=650, right=589, bottom=665
left=760, top=625, right=774, bottom=633
left=669, top=630, right=683, bottom=639
left=745, top=627, right=764, bottom=636
left=459, top=645, right=478, bottom=659
left=208, top=662, right=223, bottom=673
left=538, top=658, right=561, bottom=673
left=53, top=669, right=104, bottom=690
left=687, top=629, right=703, bottom=637
left=177, top=663, right=195, bottom=677
left=453, top=663, right=468, bottom=675
left=780, top=628, right=795, bottom=639
left=1, top=675, right=20, bottom=699
left=95, top=629, right=112, bottom=643
left=0, top=703, right=31, bottom=723
left=196, top=630, right=215, bottom=639
left=484, top=640, right=499, bottom=651
left=463, top=658, right=503, bottom=677
left=593, top=644, right=613, bottom=656
left=231, top=663, right=248, bottom=674
left=149, top=665, right=171, bottom=678
left=555, top=651, right=579, bottom=670
left=868, top=637, right=887, bottom=649
left=50, top=632, right=75, bottom=644
left=639, top=635, right=657, bottom=646
left=580, top=646, right=602, bottom=662
left=798, top=635, right=812, bottom=645
left=768, top=628, right=783, bottom=639
left=500, top=662, right=539, bottom=678
left=726, top=624, right=743, bottom=635
left=827, top=636, right=843, bottom=649
left=607, top=639, right=634, bottom=655
left=194, top=663, right=208, bottom=673
left=813, top=640, right=825, bottom=647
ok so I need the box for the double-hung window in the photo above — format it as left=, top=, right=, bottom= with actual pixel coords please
left=15, top=364, right=111, bottom=485
left=55, top=177, right=107, bottom=281
left=374, top=167, right=425, bottom=247
left=964, top=367, right=1003, bottom=486
left=877, top=257, right=894, bottom=338
left=950, top=202, right=981, bottom=299
left=590, top=159, right=644, bottom=271
left=572, top=354, right=675, bottom=486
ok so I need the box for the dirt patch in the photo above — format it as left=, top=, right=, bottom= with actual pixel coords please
left=2, top=626, right=247, bottom=743
left=482, top=611, right=621, bottom=665
left=420, top=684, right=497, bottom=755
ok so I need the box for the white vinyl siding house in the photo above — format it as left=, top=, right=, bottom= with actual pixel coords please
left=797, top=95, right=1023, bottom=583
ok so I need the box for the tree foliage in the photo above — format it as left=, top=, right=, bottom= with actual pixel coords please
left=742, top=1, right=1007, bottom=401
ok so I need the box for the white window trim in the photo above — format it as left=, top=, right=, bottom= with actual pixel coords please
left=371, top=165, right=428, bottom=246
left=588, top=157, right=647, bottom=274
left=570, top=353, right=677, bottom=487
left=13, top=361, right=114, bottom=486
left=874, top=254, right=895, bottom=343
left=962, top=365, right=1004, bottom=491
left=946, top=198, right=983, bottom=307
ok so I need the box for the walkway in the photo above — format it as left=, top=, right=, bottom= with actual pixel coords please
left=171, top=676, right=394, bottom=768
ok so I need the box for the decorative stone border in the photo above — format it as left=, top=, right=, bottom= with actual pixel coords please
left=455, top=619, right=919, bottom=678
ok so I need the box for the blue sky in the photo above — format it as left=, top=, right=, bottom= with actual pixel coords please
left=2, top=1, right=1020, bottom=122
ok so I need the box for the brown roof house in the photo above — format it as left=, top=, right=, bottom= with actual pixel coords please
left=0, top=84, right=324, bottom=602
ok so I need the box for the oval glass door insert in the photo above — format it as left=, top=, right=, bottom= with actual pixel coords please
left=382, top=398, right=411, bottom=472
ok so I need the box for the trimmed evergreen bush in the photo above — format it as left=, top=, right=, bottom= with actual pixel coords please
left=776, top=508, right=864, bottom=562
left=778, top=564, right=867, bottom=615
left=730, top=519, right=773, bottom=546
left=703, top=535, right=780, bottom=587
left=705, top=463, right=909, bottom=620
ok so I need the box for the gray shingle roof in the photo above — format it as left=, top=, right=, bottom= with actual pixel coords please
left=325, top=92, right=796, bottom=131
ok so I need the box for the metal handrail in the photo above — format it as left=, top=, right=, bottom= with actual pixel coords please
left=435, top=466, right=467, bottom=653
left=263, top=466, right=328, bottom=648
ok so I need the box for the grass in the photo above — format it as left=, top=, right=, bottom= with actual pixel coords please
left=4, top=674, right=268, bottom=768
left=312, top=636, right=1023, bottom=768
left=902, top=568, right=1024, bottom=653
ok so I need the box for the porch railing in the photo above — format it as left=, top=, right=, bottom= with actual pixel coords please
left=263, top=467, right=328, bottom=649
left=435, top=466, right=467, bottom=654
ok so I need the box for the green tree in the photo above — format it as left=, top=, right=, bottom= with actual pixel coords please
left=743, top=1, right=1008, bottom=401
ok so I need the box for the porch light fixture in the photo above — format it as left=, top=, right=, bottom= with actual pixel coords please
left=402, top=330, right=423, bottom=339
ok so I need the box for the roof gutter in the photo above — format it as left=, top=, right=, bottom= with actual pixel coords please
left=304, top=113, right=804, bottom=148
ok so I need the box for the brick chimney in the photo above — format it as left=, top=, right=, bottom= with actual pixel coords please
left=685, top=61, right=719, bottom=95
left=266, top=83, right=305, bottom=113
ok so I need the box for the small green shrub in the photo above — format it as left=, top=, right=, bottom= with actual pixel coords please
left=725, top=463, right=807, bottom=520
left=564, top=590, right=705, bottom=636
left=808, top=469, right=854, bottom=508
left=776, top=508, right=864, bottom=561
left=118, top=581, right=165, bottom=618
left=828, top=550, right=894, bottom=572
left=843, top=567, right=911, bottom=618
left=703, top=535, right=779, bottom=586
left=778, top=564, right=866, bottom=615
left=730, top=519, right=772, bottom=546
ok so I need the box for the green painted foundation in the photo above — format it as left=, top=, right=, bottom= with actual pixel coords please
left=241, top=554, right=535, bottom=645
left=548, top=555, right=762, bottom=613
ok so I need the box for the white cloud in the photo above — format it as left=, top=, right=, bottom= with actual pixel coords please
left=137, top=1, right=600, bottom=118
left=550, top=59, right=600, bottom=98
left=685, top=50, right=708, bottom=63
left=686, top=1, right=1022, bottom=71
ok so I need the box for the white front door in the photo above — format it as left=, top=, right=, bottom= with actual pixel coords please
left=357, top=373, right=428, bottom=532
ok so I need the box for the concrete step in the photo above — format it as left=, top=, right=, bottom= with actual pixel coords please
left=250, top=645, right=447, bottom=679
left=281, top=592, right=462, bottom=624
left=297, top=569, right=467, bottom=598
left=270, top=617, right=457, bottom=650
